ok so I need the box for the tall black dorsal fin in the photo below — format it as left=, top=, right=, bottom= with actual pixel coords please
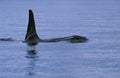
left=25, top=9, right=41, bottom=45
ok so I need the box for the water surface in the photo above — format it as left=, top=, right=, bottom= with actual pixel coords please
left=0, top=0, right=120, bottom=78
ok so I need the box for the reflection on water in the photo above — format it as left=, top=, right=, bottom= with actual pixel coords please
left=25, top=45, right=39, bottom=77
left=26, top=45, right=38, bottom=58
left=25, top=55, right=38, bottom=77
left=27, top=45, right=36, bottom=52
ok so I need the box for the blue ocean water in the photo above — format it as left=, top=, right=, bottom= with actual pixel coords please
left=0, top=0, right=120, bottom=78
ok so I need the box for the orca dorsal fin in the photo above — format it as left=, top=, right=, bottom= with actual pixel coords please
left=25, top=9, right=41, bottom=45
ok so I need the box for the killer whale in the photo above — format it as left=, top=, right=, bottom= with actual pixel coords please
left=0, top=9, right=88, bottom=45
left=0, top=38, right=15, bottom=41
left=25, top=10, right=41, bottom=46
left=0, top=9, right=88, bottom=57
left=24, top=9, right=88, bottom=46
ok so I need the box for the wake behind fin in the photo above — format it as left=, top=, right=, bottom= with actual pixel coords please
left=25, top=9, right=41, bottom=46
